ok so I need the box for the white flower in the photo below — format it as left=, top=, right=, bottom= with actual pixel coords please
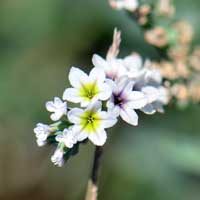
left=92, top=54, right=127, bottom=81
left=34, top=123, right=51, bottom=147
left=143, top=69, right=169, bottom=113
left=55, top=128, right=77, bottom=148
left=109, top=0, right=139, bottom=12
left=63, top=67, right=112, bottom=107
left=122, top=53, right=147, bottom=79
left=68, top=101, right=117, bottom=146
left=133, top=65, right=169, bottom=114
left=46, top=97, right=67, bottom=121
left=106, top=76, right=147, bottom=126
left=51, top=147, right=64, bottom=167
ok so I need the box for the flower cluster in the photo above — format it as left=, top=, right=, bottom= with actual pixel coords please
left=34, top=29, right=169, bottom=167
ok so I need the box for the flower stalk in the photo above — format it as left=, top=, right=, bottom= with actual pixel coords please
left=85, top=146, right=103, bottom=200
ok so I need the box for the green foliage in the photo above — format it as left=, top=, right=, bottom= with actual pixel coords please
left=1, top=0, right=200, bottom=200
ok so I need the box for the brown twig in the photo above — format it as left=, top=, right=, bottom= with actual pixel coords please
left=85, top=146, right=103, bottom=200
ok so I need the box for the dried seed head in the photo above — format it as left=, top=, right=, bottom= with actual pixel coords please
left=137, top=4, right=151, bottom=25
left=174, top=20, right=194, bottom=45
left=157, top=0, right=175, bottom=17
left=168, top=45, right=189, bottom=62
left=153, top=61, right=178, bottom=80
left=171, top=84, right=189, bottom=102
left=175, top=61, right=190, bottom=79
left=189, top=46, right=200, bottom=71
left=145, top=27, right=168, bottom=48
left=189, top=79, right=200, bottom=103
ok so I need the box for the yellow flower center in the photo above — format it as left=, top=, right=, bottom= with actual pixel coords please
left=79, top=82, right=99, bottom=100
left=80, top=111, right=100, bottom=133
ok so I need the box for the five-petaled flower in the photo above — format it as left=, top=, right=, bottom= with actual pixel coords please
left=107, top=77, right=147, bottom=126
left=68, top=101, right=117, bottom=146
left=46, top=97, right=67, bottom=121
left=92, top=54, right=127, bottom=81
left=63, top=67, right=112, bottom=107
left=122, top=53, right=147, bottom=79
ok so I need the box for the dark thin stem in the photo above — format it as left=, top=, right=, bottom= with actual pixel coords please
left=85, top=146, right=103, bottom=200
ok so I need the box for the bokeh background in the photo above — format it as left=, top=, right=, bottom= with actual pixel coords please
left=1, top=0, right=200, bottom=199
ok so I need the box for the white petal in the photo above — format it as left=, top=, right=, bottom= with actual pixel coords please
left=153, top=102, right=165, bottom=113
left=88, top=129, right=107, bottom=146
left=99, top=111, right=118, bottom=128
left=98, top=83, right=112, bottom=100
left=77, top=131, right=88, bottom=142
left=55, top=134, right=64, bottom=143
left=127, top=91, right=147, bottom=109
left=85, top=101, right=102, bottom=113
left=120, top=106, right=138, bottom=126
left=145, top=68, right=162, bottom=84
left=36, top=139, right=46, bottom=147
left=89, top=67, right=106, bottom=84
left=122, top=80, right=135, bottom=95
left=106, top=98, right=115, bottom=110
left=115, top=76, right=129, bottom=93
left=141, top=104, right=156, bottom=115
left=51, top=148, right=64, bottom=167
left=72, top=125, right=88, bottom=141
left=80, top=99, right=90, bottom=107
left=123, top=54, right=142, bottom=71
left=114, top=62, right=128, bottom=79
left=92, top=54, right=108, bottom=69
left=142, top=86, right=159, bottom=103
left=50, top=112, right=63, bottom=121
left=46, top=101, right=56, bottom=112
left=105, top=79, right=116, bottom=91
left=107, top=105, right=120, bottom=117
left=68, top=67, right=88, bottom=88
left=68, top=108, right=84, bottom=124
left=54, top=97, right=62, bottom=105
left=78, top=92, right=102, bottom=108
left=157, top=87, right=169, bottom=104
left=63, top=88, right=81, bottom=103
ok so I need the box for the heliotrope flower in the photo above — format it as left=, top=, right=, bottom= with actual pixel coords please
left=122, top=53, right=147, bottom=79
left=106, top=76, right=147, bottom=126
left=33, top=28, right=170, bottom=168
left=63, top=67, right=112, bottom=107
left=34, top=123, right=51, bottom=146
left=92, top=54, right=127, bottom=80
left=55, top=128, right=77, bottom=148
left=134, top=66, right=169, bottom=114
left=51, top=147, right=64, bottom=167
left=68, top=101, right=117, bottom=146
left=46, top=97, right=67, bottom=121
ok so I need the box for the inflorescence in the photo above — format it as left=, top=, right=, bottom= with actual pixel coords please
left=34, top=29, right=169, bottom=167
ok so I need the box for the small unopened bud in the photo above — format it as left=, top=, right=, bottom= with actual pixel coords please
left=107, top=28, right=121, bottom=60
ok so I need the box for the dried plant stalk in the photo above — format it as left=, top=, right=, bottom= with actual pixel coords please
left=85, top=146, right=103, bottom=200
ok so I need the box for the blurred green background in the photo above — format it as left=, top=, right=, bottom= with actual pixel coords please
left=1, top=0, right=200, bottom=199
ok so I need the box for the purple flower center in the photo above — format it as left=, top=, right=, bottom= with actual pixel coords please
left=113, top=93, right=126, bottom=107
